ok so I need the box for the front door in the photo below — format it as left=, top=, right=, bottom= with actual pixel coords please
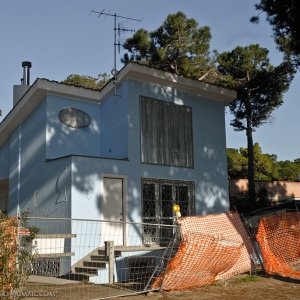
left=101, top=177, right=124, bottom=246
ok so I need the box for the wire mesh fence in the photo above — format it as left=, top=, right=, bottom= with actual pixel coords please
left=9, top=211, right=269, bottom=299
left=20, top=217, right=179, bottom=300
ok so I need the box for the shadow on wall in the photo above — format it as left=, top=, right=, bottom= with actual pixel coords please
left=128, top=81, right=230, bottom=215
left=229, top=179, right=297, bottom=212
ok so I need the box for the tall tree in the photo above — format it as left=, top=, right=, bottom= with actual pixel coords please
left=218, top=44, right=295, bottom=206
left=61, top=73, right=110, bottom=90
left=122, top=12, right=217, bottom=81
left=251, top=0, right=300, bottom=68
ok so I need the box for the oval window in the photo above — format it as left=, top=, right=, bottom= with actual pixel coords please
left=58, top=108, right=91, bottom=128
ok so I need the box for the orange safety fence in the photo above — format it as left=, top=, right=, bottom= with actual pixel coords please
left=256, top=212, right=300, bottom=278
left=152, top=211, right=259, bottom=291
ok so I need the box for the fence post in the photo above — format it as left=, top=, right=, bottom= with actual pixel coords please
left=105, top=241, right=115, bottom=284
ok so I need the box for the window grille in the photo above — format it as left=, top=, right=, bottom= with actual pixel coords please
left=141, top=178, right=195, bottom=245
left=140, top=96, right=193, bottom=168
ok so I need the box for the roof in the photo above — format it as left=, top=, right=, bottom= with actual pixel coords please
left=103, top=62, right=236, bottom=104
left=0, top=62, right=236, bottom=148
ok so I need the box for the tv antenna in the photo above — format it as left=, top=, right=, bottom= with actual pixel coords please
left=90, top=8, right=142, bottom=97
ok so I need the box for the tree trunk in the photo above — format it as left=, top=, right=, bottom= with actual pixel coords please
left=246, top=97, right=256, bottom=209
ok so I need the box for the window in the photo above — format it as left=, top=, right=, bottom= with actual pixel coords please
left=59, top=108, right=91, bottom=128
left=140, top=96, right=193, bottom=168
left=142, top=178, right=195, bottom=245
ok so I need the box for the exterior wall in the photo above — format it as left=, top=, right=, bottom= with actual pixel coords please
left=230, top=179, right=300, bottom=200
left=71, top=78, right=230, bottom=223
left=46, top=95, right=101, bottom=159
left=127, top=78, right=229, bottom=215
left=8, top=99, right=72, bottom=219
left=0, top=140, right=9, bottom=211
left=99, top=83, right=128, bottom=159
left=0, top=179, right=9, bottom=213
left=8, top=125, right=22, bottom=215
left=0, top=139, right=10, bottom=179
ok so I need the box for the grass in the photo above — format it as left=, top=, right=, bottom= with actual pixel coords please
left=233, top=274, right=260, bottom=283
left=209, top=274, right=260, bottom=288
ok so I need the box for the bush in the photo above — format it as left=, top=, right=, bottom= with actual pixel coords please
left=0, top=210, right=39, bottom=300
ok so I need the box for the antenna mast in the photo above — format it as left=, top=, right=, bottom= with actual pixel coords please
left=91, top=9, right=142, bottom=97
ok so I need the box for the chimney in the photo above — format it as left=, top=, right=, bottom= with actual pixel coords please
left=13, top=61, right=32, bottom=106
left=22, top=61, right=32, bottom=85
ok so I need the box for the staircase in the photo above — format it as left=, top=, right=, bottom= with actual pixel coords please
left=65, top=245, right=167, bottom=281
left=63, top=247, right=122, bottom=281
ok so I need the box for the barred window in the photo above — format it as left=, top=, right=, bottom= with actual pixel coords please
left=142, top=178, right=195, bottom=245
left=140, top=96, right=193, bottom=168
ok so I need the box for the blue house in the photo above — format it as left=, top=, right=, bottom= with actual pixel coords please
left=0, top=62, right=236, bottom=247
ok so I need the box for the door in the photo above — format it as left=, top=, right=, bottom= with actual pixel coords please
left=101, top=177, right=124, bottom=246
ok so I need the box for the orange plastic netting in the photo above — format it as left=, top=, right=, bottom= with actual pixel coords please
left=152, top=211, right=259, bottom=291
left=256, top=212, right=300, bottom=278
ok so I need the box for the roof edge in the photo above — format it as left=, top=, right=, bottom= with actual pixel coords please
left=100, top=63, right=237, bottom=104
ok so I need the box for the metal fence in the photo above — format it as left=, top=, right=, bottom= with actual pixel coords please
left=21, top=217, right=179, bottom=300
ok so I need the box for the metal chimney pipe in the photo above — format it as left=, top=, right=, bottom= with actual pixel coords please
left=22, top=61, right=32, bottom=85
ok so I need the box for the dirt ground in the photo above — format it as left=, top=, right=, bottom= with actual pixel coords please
left=23, top=273, right=300, bottom=300
left=144, top=274, right=300, bottom=300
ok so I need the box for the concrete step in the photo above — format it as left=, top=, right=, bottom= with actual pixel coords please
left=75, top=267, right=99, bottom=275
left=97, top=249, right=122, bottom=257
left=83, top=261, right=106, bottom=269
left=61, top=273, right=90, bottom=281
left=90, top=255, right=109, bottom=262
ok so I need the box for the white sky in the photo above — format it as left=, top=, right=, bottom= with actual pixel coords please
left=0, top=0, right=298, bottom=161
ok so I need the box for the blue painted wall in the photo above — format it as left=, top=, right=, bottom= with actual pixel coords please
left=99, top=82, right=128, bottom=159
left=71, top=78, right=229, bottom=223
left=0, top=139, right=10, bottom=179
left=127, top=79, right=229, bottom=215
left=8, top=125, right=21, bottom=215
left=6, top=77, right=229, bottom=220
left=46, top=95, right=101, bottom=159
left=8, top=99, right=72, bottom=219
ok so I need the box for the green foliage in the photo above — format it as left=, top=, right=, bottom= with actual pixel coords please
left=241, top=143, right=275, bottom=181
left=61, top=73, right=110, bottom=90
left=227, top=148, right=248, bottom=178
left=122, top=11, right=217, bottom=81
left=228, top=143, right=276, bottom=180
left=227, top=143, right=300, bottom=182
left=277, top=160, right=300, bottom=181
left=251, top=0, right=300, bottom=68
left=218, top=44, right=295, bottom=132
left=0, top=210, right=39, bottom=299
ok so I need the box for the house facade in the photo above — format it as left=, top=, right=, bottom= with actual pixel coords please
left=0, top=62, right=236, bottom=246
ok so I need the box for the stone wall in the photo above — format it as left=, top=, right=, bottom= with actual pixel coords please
left=229, top=179, right=300, bottom=201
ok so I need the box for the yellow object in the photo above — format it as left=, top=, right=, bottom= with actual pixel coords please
left=173, top=204, right=180, bottom=213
